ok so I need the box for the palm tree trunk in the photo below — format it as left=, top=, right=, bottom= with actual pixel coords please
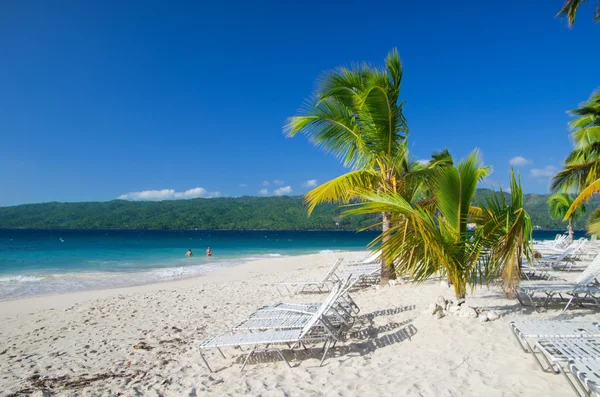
left=568, top=219, right=574, bottom=243
left=380, top=211, right=394, bottom=285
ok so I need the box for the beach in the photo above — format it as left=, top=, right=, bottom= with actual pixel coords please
left=0, top=251, right=593, bottom=396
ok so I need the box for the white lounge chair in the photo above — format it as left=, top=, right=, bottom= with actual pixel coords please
left=533, top=338, right=600, bottom=396
left=199, top=283, right=342, bottom=372
left=569, top=359, right=600, bottom=397
left=277, top=258, right=344, bottom=295
left=523, top=247, right=577, bottom=274
left=516, top=254, right=600, bottom=312
left=510, top=320, right=600, bottom=353
left=231, top=278, right=355, bottom=339
left=335, top=255, right=381, bottom=285
left=235, top=276, right=358, bottom=333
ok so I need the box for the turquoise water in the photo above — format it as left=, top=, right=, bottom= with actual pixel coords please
left=0, top=229, right=379, bottom=300
left=0, top=229, right=584, bottom=300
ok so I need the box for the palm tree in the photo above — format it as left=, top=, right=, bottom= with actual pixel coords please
left=346, top=151, right=532, bottom=299
left=557, top=0, right=600, bottom=27
left=552, top=89, right=600, bottom=194
left=284, top=49, right=409, bottom=284
left=548, top=193, right=587, bottom=242
left=552, top=90, right=600, bottom=233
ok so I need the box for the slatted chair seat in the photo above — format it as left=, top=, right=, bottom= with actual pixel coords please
left=510, top=321, right=600, bottom=352
left=569, top=359, right=600, bottom=397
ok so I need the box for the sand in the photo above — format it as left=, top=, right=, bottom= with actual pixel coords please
left=0, top=251, right=596, bottom=396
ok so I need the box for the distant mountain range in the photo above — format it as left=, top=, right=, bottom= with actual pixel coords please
left=0, top=189, right=596, bottom=231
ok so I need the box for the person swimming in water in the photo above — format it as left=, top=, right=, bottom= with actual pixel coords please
left=206, top=247, right=212, bottom=257
left=185, top=249, right=193, bottom=257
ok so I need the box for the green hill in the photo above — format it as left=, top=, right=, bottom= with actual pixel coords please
left=0, top=190, right=597, bottom=230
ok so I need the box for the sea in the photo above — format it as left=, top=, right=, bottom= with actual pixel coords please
left=0, top=229, right=587, bottom=300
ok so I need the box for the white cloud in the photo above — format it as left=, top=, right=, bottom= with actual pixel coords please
left=274, top=186, right=292, bottom=196
left=118, top=187, right=220, bottom=201
left=416, top=159, right=430, bottom=165
left=303, top=179, right=317, bottom=187
left=258, top=188, right=268, bottom=195
left=273, top=179, right=284, bottom=185
left=239, top=183, right=248, bottom=187
left=262, top=180, right=270, bottom=186
left=530, top=165, right=558, bottom=179
left=509, top=156, right=532, bottom=167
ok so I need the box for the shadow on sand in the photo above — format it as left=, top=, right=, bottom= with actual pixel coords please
left=231, top=306, right=418, bottom=369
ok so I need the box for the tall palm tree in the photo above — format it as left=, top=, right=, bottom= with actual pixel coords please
left=346, top=150, right=532, bottom=299
left=284, top=49, right=409, bottom=284
left=552, top=89, right=600, bottom=194
left=552, top=90, right=600, bottom=233
left=557, top=0, right=600, bottom=27
left=548, top=193, right=587, bottom=242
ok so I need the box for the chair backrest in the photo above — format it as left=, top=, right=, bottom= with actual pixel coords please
left=362, top=251, right=381, bottom=264
left=299, top=282, right=341, bottom=339
left=554, top=247, right=575, bottom=261
left=320, top=258, right=344, bottom=283
left=338, top=274, right=356, bottom=296
left=576, top=253, right=600, bottom=285
left=574, top=239, right=588, bottom=254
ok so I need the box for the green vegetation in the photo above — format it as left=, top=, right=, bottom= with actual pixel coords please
left=348, top=153, right=532, bottom=298
left=285, top=48, right=411, bottom=283
left=548, top=193, right=586, bottom=242
left=552, top=89, right=600, bottom=234
left=0, top=190, right=592, bottom=231
left=0, top=196, right=379, bottom=230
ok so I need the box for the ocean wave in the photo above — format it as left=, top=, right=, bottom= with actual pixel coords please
left=0, top=251, right=327, bottom=300
left=0, top=275, right=45, bottom=283
left=319, top=250, right=347, bottom=254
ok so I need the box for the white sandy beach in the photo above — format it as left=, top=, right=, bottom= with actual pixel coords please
left=0, top=251, right=596, bottom=396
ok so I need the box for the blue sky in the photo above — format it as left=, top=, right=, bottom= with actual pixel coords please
left=0, top=1, right=598, bottom=206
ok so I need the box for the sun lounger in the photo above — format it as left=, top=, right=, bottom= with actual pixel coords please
left=509, top=320, right=600, bottom=353
left=335, top=256, right=381, bottom=284
left=523, top=247, right=577, bottom=274
left=277, top=258, right=344, bottom=294
left=534, top=234, right=568, bottom=251
left=516, top=254, right=600, bottom=312
left=199, top=282, right=342, bottom=372
left=536, top=239, right=583, bottom=255
left=533, top=338, right=600, bottom=396
left=234, top=276, right=358, bottom=333
left=569, top=359, right=600, bottom=397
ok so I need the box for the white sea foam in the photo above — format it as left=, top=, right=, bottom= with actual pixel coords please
left=0, top=252, right=322, bottom=300
left=0, top=275, right=45, bottom=283
left=319, top=249, right=347, bottom=254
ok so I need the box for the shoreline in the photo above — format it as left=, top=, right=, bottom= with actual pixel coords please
left=0, top=251, right=367, bottom=319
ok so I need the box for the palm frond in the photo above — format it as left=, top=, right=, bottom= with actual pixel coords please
left=557, top=0, right=583, bottom=27
left=566, top=177, right=600, bottom=219
left=304, top=169, right=379, bottom=214
left=551, top=159, right=600, bottom=193
left=587, top=206, right=600, bottom=235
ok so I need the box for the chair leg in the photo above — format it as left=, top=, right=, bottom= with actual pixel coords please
left=241, top=349, right=256, bottom=372
left=319, top=341, right=331, bottom=367
left=526, top=292, right=542, bottom=313
left=563, top=295, right=576, bottom=313
left=217, top=347, right=226, bottom=358
left=320, top=341, right=327, bottom=353
left=557, top=364, right=586, bottom=397
left=199, top=349, right=214, bottom=373
left=276, top=348, right=292, bottom=369
left=510, top=327, right=531, bottom=352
